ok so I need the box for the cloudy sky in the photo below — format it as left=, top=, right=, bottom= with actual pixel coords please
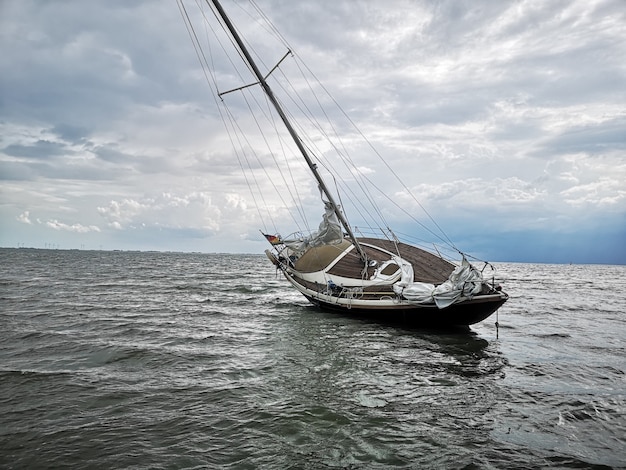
left=1, top=0, right=624, bottom=264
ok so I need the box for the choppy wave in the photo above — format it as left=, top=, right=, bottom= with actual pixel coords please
left=0, top=249, right=624, bottom=469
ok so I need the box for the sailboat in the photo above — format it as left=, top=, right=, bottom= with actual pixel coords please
left=178, top=0, right=508, bottom=328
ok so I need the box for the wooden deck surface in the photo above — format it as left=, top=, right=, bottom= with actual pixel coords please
left=326, top=237, right=454, bottom=284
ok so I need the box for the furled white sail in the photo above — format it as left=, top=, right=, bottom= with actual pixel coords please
left=393, top=257, right=484, bottom=308
left=282, top=201, right=343, bottom=253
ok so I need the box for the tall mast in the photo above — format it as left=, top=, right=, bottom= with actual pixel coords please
left=210, top=0, right=367, bottom=263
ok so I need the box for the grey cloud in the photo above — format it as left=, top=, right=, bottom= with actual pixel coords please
left=3, top=140, right=69, bottom=159
left=92, top=145, right=132, bottom=164
left=0, top=161, right=37, bottom=181
left=0, top=0, right=197, bottom=131
left=537, top=117, right=626, bottom=156
left=0, top=158, right=120, bottom=182
left=51, top=124, right=90, bottom=141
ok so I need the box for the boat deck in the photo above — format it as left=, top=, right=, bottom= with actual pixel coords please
left=326, top=237, right=454, bottom=284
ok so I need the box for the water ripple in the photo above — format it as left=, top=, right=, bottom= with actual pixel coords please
left=0, top=250, right=624, bottom=468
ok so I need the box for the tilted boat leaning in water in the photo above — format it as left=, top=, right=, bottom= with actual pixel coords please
left=178, top=0, right=508, bottom=327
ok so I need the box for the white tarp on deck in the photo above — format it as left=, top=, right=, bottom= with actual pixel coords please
left=392, top=256, right=484, bottom=309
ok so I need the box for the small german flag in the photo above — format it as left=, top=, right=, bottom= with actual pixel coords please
left=263, top=233, right=282, bottom=245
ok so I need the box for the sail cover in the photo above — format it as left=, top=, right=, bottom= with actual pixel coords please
left=283, top=201, right=343, bottom=252
left=393, top=257, right=484, bottom=309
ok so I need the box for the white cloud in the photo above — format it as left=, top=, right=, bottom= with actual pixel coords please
left=96, top=192, right=243, bottom=234
left=17, top=211, right=32, bottom=224
left=561, top=177, right=626, bottom=207
left=45, top=220, right=101, bottom=233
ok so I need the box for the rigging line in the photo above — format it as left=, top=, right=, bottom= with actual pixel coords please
left=196, top=0, right=228, bottom=97
left=313, top=138, right=388, bottom=233
left=214, top=2, right=384, bottom=235
left=284, top=75, right=455, bottom=247
left=249, top=0, right=292, bottom=51
left=307, top=144, right=383, bottom=236
left=391, top=229, right=445, bottom=250
left=222, top=89, right=311, bottom=234
left=224, top=59, right=342, bottom=235
left=195, top=28, right=306, bottom=232
left=266, top=48, right=413, bottom=240
left=202, top=0, right=259, bottom=81
left=297, top=129, right=384, bottom=235
left=179, top=0, right=271, bottom=231
left=190, top=1, right=235, bottom=80
left=296, top=137, right=382, bottom=236
left=357, top=171, right=455, bottom=248
left=235, top=0, right=289, bottom=51
left=201, top=0, right=280, bottom=115
left=287, top=56, right=389, bottom=225
left=205, top=53, right=308, bottom=231
left=293, top=57, right=353, bottom=160
left=223, top=106, right=272, bottom=232
left=216, top=1, right=293, bottom=104
left=177, top=1, right=216, bottom=92
left=187, top=1, right=257, bottom=102
left=390, top=231, right=460, bottom=262
left=329, top=173, right=381, bottom=244
left=274, top=102, right=381, bottom=234
left=180, top=1, right=276, bottom=232
left=228, top=116, right=281, bottom=234
left=241, top=86, right=310, bottom=232
left=213, top=80, right=273, bottom=228
left=271, top=61, right=390, bottom=231
left=315, top=112, right=451, bottom=247
left=222, top=93, right=303, bottom=232
left=246, top=113, right=309, bottom=234
left=219, top=104, right=277, bottom=230
left=266, top=76, right=381, bottom=229
left=296, top=59, right=458, bottom=250
left=242, top=65, right=312, bottom=231
left=270, top=87, right=378, bottom=233
left=228, top=74, right=310, bottom=232
left=259, top=91, right=311, bottom=232
left=201, top=3, right=220, bottom=92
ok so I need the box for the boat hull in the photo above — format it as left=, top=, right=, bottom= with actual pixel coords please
left=266, top=240, right=508, bottom=328
left=303, top=291, right=507, bottom=328
left=279, top=268, right=508, bottom=328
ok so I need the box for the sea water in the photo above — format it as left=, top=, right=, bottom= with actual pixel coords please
left=1, top=248, right=624, bottom=469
